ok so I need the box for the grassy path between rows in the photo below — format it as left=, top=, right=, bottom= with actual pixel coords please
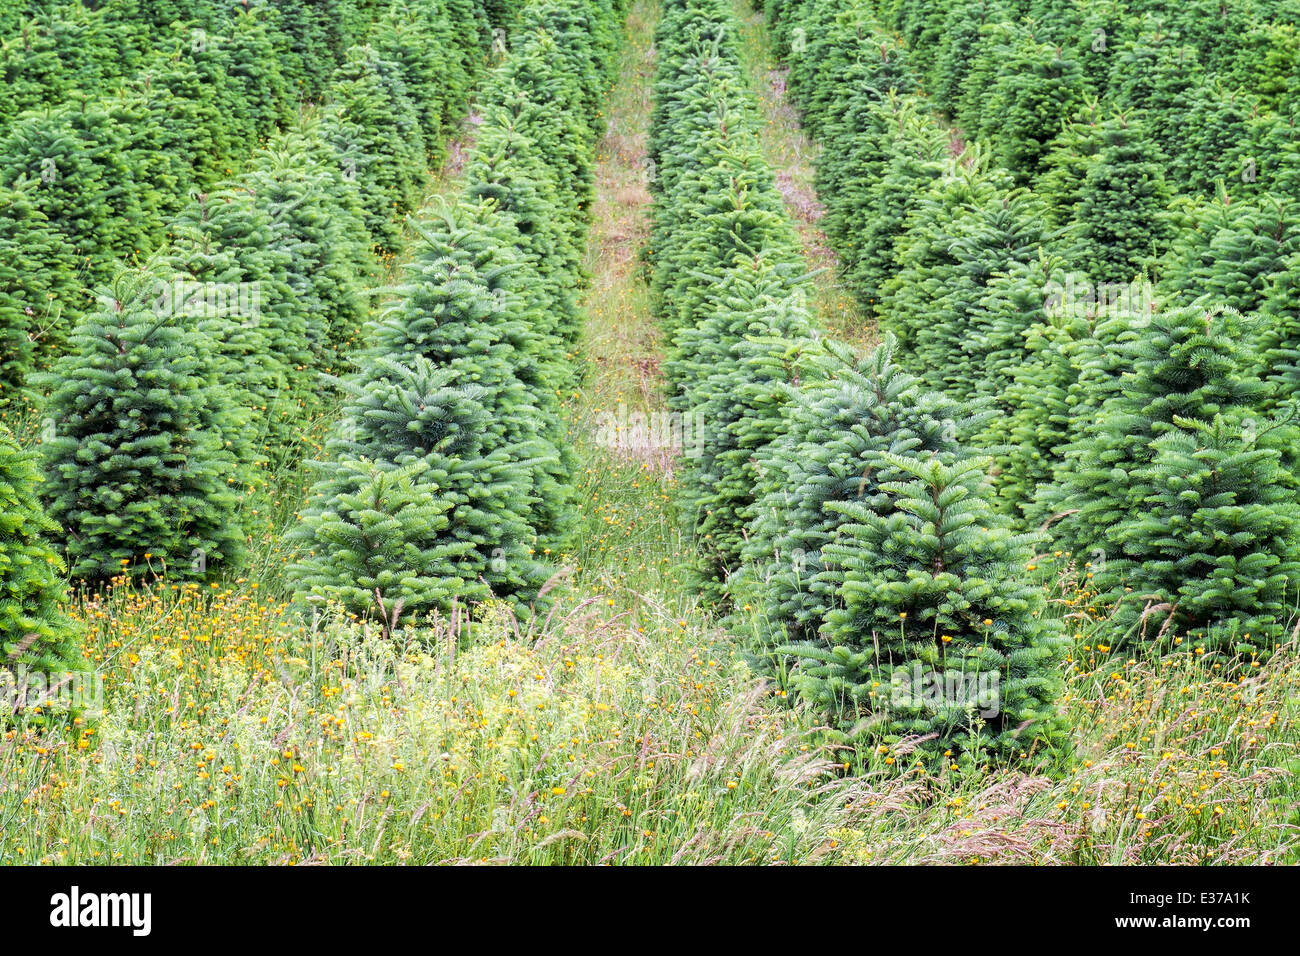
left=729, top=0, right=871, bottom=348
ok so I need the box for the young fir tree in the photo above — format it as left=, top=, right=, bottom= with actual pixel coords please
left=671, top=264, right=813, bottom=596
left=289, top=357, right=550, bottom=624
left=0, top=426, right=80, bottom=686
left=965, top=249, right=1073, bottom=413
left=1112, top=411, right=1300, bottom=655
left=1063, top=0, right=1127, bottom=101
left=837, top=96, right=948, bottom=317
left=240, top=140, right=374, bottom=385
left=954, top=17, right=1019, bottom=142
left=164, top=186, right=303, bottom=467
left=789, top=452, right=1067, bottom=765
left=205, top=4, right=292, bottom=148
left=930, top=0, right=1003, bottom=118
left=735, top=335, right=971, bottom=650
left=1255, top=245, right=1300, bottom=416
left=1158, top=189, right=1300, bottom=317
left=0, top=178, right=80, bottom=402
left=883, top=162, right=1049, bottom=402
left=971, top=261, right=1151, bottom=519
left=365, top=199, right=576, bottom=554
left=1169, top=82, right=1258, bottom=199
left=371, top=3, right=451, bottom=156
left=780, top=0, right=915, bottom=142
left=1163, top=0, right=1251, bottom=73
left=124, top=52, right=231, bottom=205
left=1110, top=27, right=1201, bottom=170
left=1041, top=304, right=1297, bottom=653
left=983, top=32, right=1085, bottom=183
left=38, top=264, right=247, bottom=583
left=1224, top=19, right=1300, bottom=115
left=0, top=103, right=143, bottom=294
left=321, top=44, right=427, bottom=252
left=264, top=0, right=346, bottom=97
left=465, top=96, right=587, bottom=376
left=1072, top=112, right=1172, bottom=280
left=1036, top=100, right=1105, bottom=228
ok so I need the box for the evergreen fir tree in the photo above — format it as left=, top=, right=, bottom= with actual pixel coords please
left=321, top=44, right=427, bottom=252
left=1158, top=189, right=1300, bottom=316
left=366, top=198, right=576, bottom=552
left=1036, top=99, right=1104, bottom=228
left=837, top=96, right=948, bottom=316
left=0, top=103, right=142, bottom=293
left=736, top=335, right=970, bottom=649
left=1110, top=26, right=1200, bottom=170
left=38, top=264, right=247, bottom=583
left=1072, top=112, right=1172, bottom=280
left=0, top=426, right=80, bottom=688
left=164, top=186, right=303, bottom=466
left=240, top=140, right=374, bottom=385
left=0, top=178, right=80, bottom=401
left=983, top=32, right=1084, bottom=183
left=883, top=162, right=1049, bottom=401
left=1041, top=304, right=1296, bottom=653
left=289, top=357, right=550, bottom=623
left=1170, top=82, right=1258, bottom=198
left=1112, top=411, right=1300, bottom=654
left=787, top=452, right=1067, bottom=765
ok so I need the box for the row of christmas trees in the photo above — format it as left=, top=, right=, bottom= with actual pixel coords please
left=0, top=1, right=408, bottom=120
left=0, top=1, right=512, bottom=684
left=285, top=0, right=629, bottom=628
left=764, top=0, right=1300, bottom=658
left=888, top=0, right=1300, bottom=200
left=648, top=0, right=1068, bottom=764
left=0, top=0, right=490, bottom=399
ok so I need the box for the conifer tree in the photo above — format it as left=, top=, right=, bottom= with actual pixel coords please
left=289, top=357, right=550, bottom=623
left=837, top=96, right=948, bottom=316
left=0, top=103, right=142, bottom=294
left=321, top=44, right=426, bottom=251
left=366, top=199, right=576, bottom=552
left=983, top=32, right=1084, bottom=183
left=1170, top=83, right=1258, bottom=198
left=737, top=335, right=970, bottom=648
left=930, top=0, right=1000, bottom=118
left=1255, top=246, right=1300, bottom=415
left=883, top=163, right=1049, bottom=401
left=672, top=265, right=813, bottom=594
left=1036, top=100, right=1104, bottom=227
left=1110, top=27, right=1200, bottom=169
left=126, top=53, right=232, bottom=202
left=164, top=186, right=303, bottom=466
left=1041, top=304, right=1297, bottom=652
left=1072, top=112, right=1172, bottom=280
left=954, top=17, right=1018, bottom=141
left=0, top=179, right=79, bottom=400
left=0, top=426, right=79, bottom=685
left=787, top=453, right=1067, bottom=765
left=1113, top=412, right=1300, bottom=654
left=207, top=4, right=292, bottom=147
left=1158, top=189, right=1300, bottom=316
left=38, top=264, right=247, bottom=583
left=240, top=140, right=374, bottom=381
